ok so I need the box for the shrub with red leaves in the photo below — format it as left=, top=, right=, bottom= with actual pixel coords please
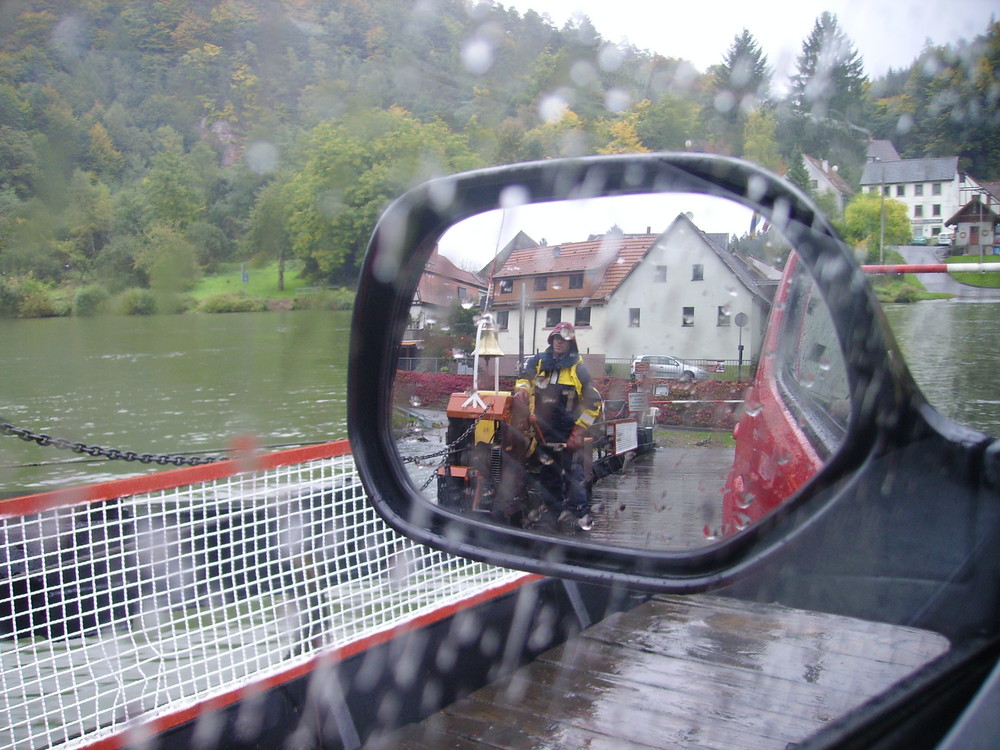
left=393, top=371, right=747, bottom=430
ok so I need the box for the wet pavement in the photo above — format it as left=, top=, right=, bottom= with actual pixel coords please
left=400, top=421, right=736, bottom=553
left=587, top=446, right=735, bottom=550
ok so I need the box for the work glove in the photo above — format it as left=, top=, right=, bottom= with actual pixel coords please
left=512, top=388, right=529, bottom=409
left=511, top=389, right=530, bottom=433
left=566, top=425, right=586, bottom=452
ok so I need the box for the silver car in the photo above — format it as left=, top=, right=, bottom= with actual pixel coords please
left=630, top=354, right=709, bottom=381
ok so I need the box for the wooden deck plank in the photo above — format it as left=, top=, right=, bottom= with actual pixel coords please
left=364, top=594, right=949, bottom=749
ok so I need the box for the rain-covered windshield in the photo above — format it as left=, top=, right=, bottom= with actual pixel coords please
left=1, top=2, right=998, bottom=750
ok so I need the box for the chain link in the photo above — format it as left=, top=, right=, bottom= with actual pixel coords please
left=399, top=408, right=486, bottom=465
left=400, top=407, right=491, bottom=491
left=3, top=403, right=492, bottom=471
left=1, top=422, right=225, bottom=466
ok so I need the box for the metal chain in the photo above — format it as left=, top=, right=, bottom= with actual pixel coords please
left=399, top=410, right=485, bottom=465
left=2, top=403, right=492, bottom=471
left=1, top=422, right=225, bottom=466
left=400, top=407, right=491, bottom=491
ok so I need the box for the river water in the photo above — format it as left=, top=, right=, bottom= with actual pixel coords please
left=1, top=301, right=998, bottom=498
left=1, top=310, right=351, bottom=496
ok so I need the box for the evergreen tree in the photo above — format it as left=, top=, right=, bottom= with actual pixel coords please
left=709, top=30, right=771, bottom=153
left=784, top=151, right=811, bottom=193
left=719, top=30, right=771, bottom=106
left=791, top=13, right=867, bottom=123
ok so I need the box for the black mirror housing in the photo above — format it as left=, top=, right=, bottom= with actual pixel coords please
left=347, top=153, right=961, bottom=592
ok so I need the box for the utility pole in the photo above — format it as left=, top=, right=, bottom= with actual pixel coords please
left=878, top=160, right=886, bottom=262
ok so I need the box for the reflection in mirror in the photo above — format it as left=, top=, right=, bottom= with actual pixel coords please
left=392, top=193, right=849, bottom=551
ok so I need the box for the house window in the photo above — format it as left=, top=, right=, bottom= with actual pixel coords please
left=692, top=264, right=704, bottom=281
left=932, top=183, right=942, bottom=196
left=574, top=307, right=591, bottom=327
left=499, top=279, right=513, bottom=294
left=568, top=273, right=584, bottom=289
left=655, top=265, right=667, bottom=282
left=629, top=308, right=640, bottom=328
left=932, top=204, right=941, bottom=217
left=896, top=185, right=905, bottom=197
left=495, top=310, right=509, bottom=330
left=457, top=286, right=467, bottom=299
left=717, top=306, right=731, bottom=326
left=914, top=205, right=924, bottom=218
left=883, top=186, right=891, bottom=196
left=810, top=179, right=819, bottom=190
left=682, top=307, right=695, bottom=327
left=534, top=277, right=547, bottom=292
left=545, top=308, right=561, bottom=327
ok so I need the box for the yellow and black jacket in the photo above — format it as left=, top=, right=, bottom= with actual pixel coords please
left=515, top=349, right=601, bottom=443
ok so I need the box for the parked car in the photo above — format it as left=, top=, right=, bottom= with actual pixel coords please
left=937, top=232, right=954, bottom=246
left=911, top=235, right=929, bottom=245
left=630, top=354, right=709, bottom=381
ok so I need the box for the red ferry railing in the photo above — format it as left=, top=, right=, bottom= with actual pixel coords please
left=0, top=440, right=529, bottom=749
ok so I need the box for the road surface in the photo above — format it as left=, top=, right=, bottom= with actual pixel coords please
left=897, top=244, right=1000, bottom=300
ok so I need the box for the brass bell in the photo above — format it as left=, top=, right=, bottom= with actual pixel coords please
left=473, top=324, right=504, bottom=357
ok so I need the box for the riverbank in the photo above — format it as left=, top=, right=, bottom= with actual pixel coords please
left=0, top=261, right=356, bottom=318
left=6, top=252, right=1000, bottom=319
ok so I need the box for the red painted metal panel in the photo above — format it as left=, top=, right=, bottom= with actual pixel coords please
left=0, top=440, right=353, bottom=519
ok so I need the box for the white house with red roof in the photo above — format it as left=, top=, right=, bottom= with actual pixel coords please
left=487, top=213, right=776, bottom=364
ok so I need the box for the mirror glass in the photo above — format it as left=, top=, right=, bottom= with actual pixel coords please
left=393, top=192, right=849, bottom=551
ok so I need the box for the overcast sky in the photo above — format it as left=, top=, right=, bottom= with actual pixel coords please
left=504, top=0, right=997, bottom=83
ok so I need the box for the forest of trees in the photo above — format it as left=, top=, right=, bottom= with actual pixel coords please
left=0, top=0, right=997, bottom=315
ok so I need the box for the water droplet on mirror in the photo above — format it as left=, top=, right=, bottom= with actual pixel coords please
left=736, top=492, right=755, bottom=510
left=461, top=38, right=494, bottom=75
left=745, top=401, right=763, bottom=417
left=409, top=395, right=422, bottom=407
left=702, top=525, right=718, bottom=541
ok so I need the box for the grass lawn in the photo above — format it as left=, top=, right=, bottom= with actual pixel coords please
left=655, top=427, right=736, bottom=448
left=946, top=254, right=1000, bottom=288
left=189, top=261, right=311, bottom=301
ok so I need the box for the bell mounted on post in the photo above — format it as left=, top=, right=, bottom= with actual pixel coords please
left=464, top=313, right=505, bottom=410
left=472, top=320, right=504, bottom=358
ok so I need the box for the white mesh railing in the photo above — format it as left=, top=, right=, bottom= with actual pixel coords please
left=0, top=442, right=524, bottom=749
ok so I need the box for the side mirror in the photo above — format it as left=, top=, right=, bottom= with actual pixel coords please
left=347, top=153, right=912, bottom=591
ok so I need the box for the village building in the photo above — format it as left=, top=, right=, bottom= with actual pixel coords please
left=402, top=249, right=487, bottom=368
left=487, top=213, right=777, bottom=368
left=859, top=154, right=980, bottom=242
left=803, top=155, right=854, bottom=212
left=408, top=248, right=487, bottom=330
left=944, top=183, right=1000, bottom=256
